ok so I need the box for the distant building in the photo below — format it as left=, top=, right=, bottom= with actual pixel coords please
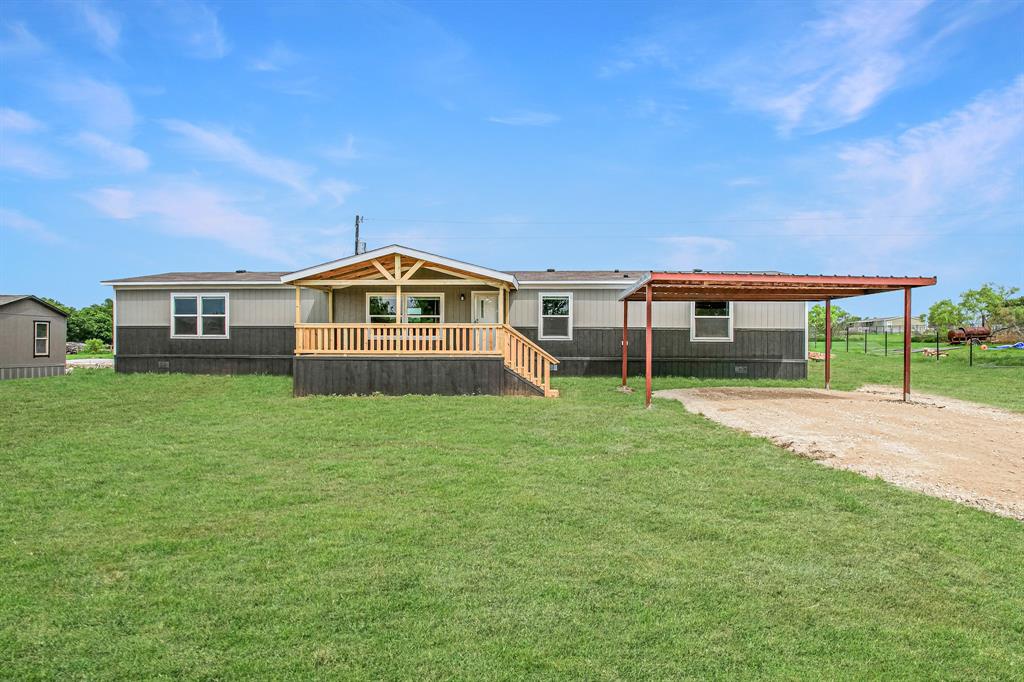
left=851, top=315, right=928, bottom=334
left=0, top=295, right=68, bottom=380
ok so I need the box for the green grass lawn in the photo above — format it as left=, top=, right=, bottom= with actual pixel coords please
left=2, top=370, right=1022, bottom=679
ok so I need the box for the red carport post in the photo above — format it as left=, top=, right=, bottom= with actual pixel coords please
left=824, top=298, right=832, bottom=390
left=645, top=283, right=653, bottom=408
left=621, top=300, right=629, bottom=386
left=903, top=286, right=911, bottom=401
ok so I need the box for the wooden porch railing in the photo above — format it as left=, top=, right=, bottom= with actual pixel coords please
left=501, top=324, right=559, bottom=396
left=294, top=323, right=559, bottom=396
left=295, top=323, right=504, bottom=355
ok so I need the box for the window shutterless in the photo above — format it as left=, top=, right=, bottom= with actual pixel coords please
left=691, top=301, right=733, bottom=341
left=171, top=293, right=229, bottom=338
left=539, top=293, right=572, bottom=340
left=33, top=321, right=50, bottom=356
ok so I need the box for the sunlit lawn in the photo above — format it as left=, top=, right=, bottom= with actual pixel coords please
left=2, top=370, right=1021, bottom=679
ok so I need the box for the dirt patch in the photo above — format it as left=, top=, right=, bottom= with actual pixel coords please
left=656, top=385, right=1024, bottom=520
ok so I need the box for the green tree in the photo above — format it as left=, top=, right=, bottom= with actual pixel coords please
left=959, top=283, right=1020, bottom=327
left=39, top=297, right=75, bottom=316
left=807, top=303, right=854, bottom=336
left=67, top=299, right=113, bottom=343
left=925, top=299, right=965, bottom=331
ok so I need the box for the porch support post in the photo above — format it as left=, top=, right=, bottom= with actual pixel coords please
left=396, top=282, right=402, bottom=323
left=903, top=286, right=912, bottom=402
left=645, top=283, right=653, bottom=408
left=328, top=288, right=334, bottom=323
left=498, top=286, right=505, bottom=324
left=825, top=298, right=832, bottom=390
left=621, top=299, right=629, bottom=386
left=294, top=286, right=301, bottom=355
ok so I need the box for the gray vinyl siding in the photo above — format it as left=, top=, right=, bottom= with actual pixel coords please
left=0, top=298, right=67, bottom=378
left=115, top=287, right=327, bottom=326
left=510, top=288, right=805, bottom=330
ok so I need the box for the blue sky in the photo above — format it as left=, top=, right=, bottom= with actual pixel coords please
left=1, top=0, right=1022, bottom=315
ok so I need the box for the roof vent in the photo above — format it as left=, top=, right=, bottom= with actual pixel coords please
left=623, top=273, right=630, bottom=278
left=235, top=269, right=247, bottom=273
left=693, top=268, right=703, bottom=273
left=546, top=268, right=555, bottom=272
left=614, top=269, right=620, bottom=273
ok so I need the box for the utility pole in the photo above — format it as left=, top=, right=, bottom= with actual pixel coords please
left=353, top=214, right=362, bottom=255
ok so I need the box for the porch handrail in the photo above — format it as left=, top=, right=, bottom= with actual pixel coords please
left=295, top=322, right=504, bottom=355
left=500, top=324, right=559, bottom=396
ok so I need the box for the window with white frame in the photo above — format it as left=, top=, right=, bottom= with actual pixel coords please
left=367, top=294, right=397, bottom=323
left=366, top=293, right=443, bottom=323
left=171, top=293, right=228, bottom=337
left=33, top=321, right=50, bottom=356
left=539, top=292, right=572, bottom=339
left=404, top=294, right=442, bottom=323
left=691, top=301, right=732, bottom=341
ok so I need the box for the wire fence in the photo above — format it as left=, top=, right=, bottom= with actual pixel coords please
left=808, top=329, right=1024, bottom=369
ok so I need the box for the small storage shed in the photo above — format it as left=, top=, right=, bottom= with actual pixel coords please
left=0, top=295, right=68, bottom=380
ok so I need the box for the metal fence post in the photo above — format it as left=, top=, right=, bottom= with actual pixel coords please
left=884, top=328, right=888, bottom=356
left=846, top=325, right=850, bottom=352
left=970, top=339, right=974, bottom=366
left=935, top=328, right=939, bottom=359
left=864, top=330, right=867, bottom=353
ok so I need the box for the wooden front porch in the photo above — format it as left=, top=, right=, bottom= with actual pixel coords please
left=294, top=322, right=558, bottom=396
left=283, top=246, right=558, bottom=396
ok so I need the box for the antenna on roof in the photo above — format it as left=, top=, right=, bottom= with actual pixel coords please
left=354, top=214, right=366, bottom=255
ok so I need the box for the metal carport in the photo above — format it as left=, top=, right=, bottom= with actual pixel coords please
left=618, top=273, right=937, bottom=407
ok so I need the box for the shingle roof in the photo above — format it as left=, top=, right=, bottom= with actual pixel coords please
left=102, top=271, right=288, bottom=284
left=0, top=295, right=70, bottom=316
left=508, top=270, right=644, bottom=281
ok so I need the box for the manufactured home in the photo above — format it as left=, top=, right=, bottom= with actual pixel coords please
left=102, top=245, right=810, bottom=397
left=0, top=295, right=68, bottom=380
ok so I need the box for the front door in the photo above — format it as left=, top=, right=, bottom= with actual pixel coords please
left=472, top=292, right=499, bottom=351
left=472, top=292, right=499, bottom=323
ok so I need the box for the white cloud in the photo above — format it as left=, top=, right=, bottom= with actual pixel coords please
left=81, top=181, right=287, bottom=261
left=487, top=111, right=560, bottom=126
left=48, top=77, right=136, bottom=135
left=157, top=1, right=228, bottom=59
left=655, top=236, right=734, bottom=269
left=779, top=76, right=1024, bottom=269
left=0, top=208, right=63, bottom=244
left=727, top=177, right=763, bottom=188
left=73, top=132, right=149, bottom=172
left=605, top=1, right=1005, bottom=134
left=319, top=179, right=358, bottom=205
left=0, top=22, right=45, bottom=58
left=705, top=0, right=931, bottom=134
left=0, top=141, right=65, bottom=178
left=75, top=2, right=120, bottom=55
left=0, top=107, right=45, bottom=133
left=162, top=119, right=314, bottom=198
left=321, top=134, right=359, bottom=162
left=249, top=42, right=298, bottom=72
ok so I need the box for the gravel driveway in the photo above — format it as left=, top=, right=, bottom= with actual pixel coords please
left=657, top=385, right=1024, bottom=520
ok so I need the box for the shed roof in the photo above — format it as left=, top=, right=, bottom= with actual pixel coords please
left=0, top=294, right=70, bottom=316
left=620, top=272, right=937, bottom=302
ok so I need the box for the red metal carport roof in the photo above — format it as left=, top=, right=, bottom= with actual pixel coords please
left=619, top=272, right=937, bottom=302
left=616, top=272, right=937, bottom=407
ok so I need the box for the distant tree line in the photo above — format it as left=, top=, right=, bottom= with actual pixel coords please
left=806, top=283, right=1022, bottom=337
left=924, top=284, right=1022, bottom=333
left=41, top=297, right=113, bottom=344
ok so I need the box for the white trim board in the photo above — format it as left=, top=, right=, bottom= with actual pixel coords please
left=537, top=291, right=573, bottom=340
left=281, top=244, right=519, bottom=288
